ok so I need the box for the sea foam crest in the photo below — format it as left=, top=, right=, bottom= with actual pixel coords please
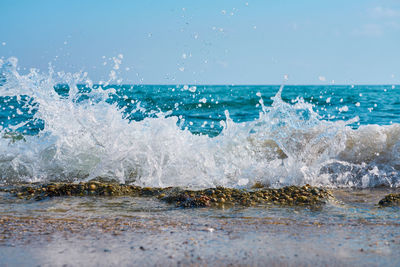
left=0, top=57, right=399, bottom=188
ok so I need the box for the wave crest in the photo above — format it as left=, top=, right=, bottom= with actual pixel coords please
left=1, top=58, right=399, bottom=188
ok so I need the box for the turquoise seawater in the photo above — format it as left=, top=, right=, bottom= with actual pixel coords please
left=1, top=84, right=399, bottom=137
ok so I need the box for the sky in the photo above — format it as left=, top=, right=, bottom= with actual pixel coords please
left=0, top=0, right=399, bottom=85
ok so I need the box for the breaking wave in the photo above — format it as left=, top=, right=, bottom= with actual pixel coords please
left=0, top=57, right=399, bottom=188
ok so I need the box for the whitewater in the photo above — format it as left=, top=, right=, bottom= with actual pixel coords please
left=0, top=57, right=399, bottom=188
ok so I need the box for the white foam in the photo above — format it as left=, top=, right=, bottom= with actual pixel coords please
left=0, top=57, right=399, bottom=188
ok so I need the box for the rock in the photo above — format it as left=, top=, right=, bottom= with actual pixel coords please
left=378, top=193, right=400, bottom=207
left=4, top=182, right=332, bottom=208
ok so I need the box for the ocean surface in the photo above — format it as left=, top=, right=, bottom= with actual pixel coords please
left=0, top=57, right=400, bottom=189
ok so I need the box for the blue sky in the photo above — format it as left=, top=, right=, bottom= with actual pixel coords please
left=0, top=0, right=399, bottom=84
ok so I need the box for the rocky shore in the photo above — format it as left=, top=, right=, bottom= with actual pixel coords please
left=3, top=181, right=400, bottom=207
left=2, top=181, right=332, bottom=207
left=1, top=182, right=399, bottom=266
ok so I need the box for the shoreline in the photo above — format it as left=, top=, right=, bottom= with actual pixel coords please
left=1, top=183, right=400, bottom=266
left=2, top=181, right=400, bottom=207
left=1, top=202, right=399, bottom=266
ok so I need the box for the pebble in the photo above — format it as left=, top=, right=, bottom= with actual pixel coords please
left=2, top=182, right=333, bottom=208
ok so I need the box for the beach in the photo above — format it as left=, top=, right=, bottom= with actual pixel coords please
left=1, top=187, right=400, bottom=266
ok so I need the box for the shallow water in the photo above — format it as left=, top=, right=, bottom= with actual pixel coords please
left=0, top=189, right=399, bottom=266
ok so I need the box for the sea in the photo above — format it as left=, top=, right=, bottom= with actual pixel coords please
left=1, top=57, right=400, bottom=265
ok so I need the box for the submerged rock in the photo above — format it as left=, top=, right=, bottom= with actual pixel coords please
left=378, top=193, right=400, bottom=207
left=2, top=182, right=144, bottom=200
left=163, top=185, right=332, bottom=207
left=1, top=182, right=332, bottom=207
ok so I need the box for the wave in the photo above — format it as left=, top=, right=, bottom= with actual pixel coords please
left=0, top=57, right=399, bottom=188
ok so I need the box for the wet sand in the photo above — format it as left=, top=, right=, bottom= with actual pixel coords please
left=0, top=188, right=400, bottom=266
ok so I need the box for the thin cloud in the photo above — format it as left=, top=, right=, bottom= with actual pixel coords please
left=370, top=6, right=400, bottom=18
left=354, top=6, right=400, bottom=37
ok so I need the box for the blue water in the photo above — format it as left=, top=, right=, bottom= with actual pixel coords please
left=1, top=84, right=399, bottom=137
